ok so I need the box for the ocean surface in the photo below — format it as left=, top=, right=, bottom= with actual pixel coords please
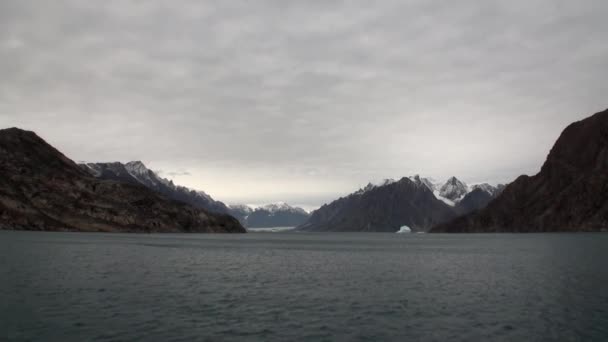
left=1, top=231, right=607, bottom=341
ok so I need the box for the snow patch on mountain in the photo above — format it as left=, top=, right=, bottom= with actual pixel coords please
left=439, top=177, right=469, bottom=202
left=124, top=161, right=158, bottom=185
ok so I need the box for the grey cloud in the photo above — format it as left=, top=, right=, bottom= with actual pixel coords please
left=1, top=0, right=607, bottom=207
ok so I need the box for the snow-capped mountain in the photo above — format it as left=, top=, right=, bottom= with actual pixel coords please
left=260, top=202, right=309, bottom=216
left=233, top=202, right=310, bottom=228
left=471, top=183, right=506, bottom=197
left=299, top=177, right=456, bottom=232
left=298, top=174, right=507, bottom=232
left=407, top=175, right=504, bottom=207
left=80, top=161, right=232, bottom=215
left=439, top=177, right=469, bottom=202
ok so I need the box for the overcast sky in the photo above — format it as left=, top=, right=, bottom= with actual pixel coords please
left=1, top=1, right=607, bottom=209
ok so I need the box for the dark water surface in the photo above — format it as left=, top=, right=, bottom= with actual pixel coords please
left=1, top=231, right=607, bottom=341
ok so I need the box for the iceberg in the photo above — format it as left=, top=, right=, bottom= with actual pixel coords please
left=396, top=225, right=411, bottom=233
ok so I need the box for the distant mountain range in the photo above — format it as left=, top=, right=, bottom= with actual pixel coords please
left=81, top=162, right=309, bottom=228
left=230, top=203, right=310, bottom=228
left=433, top=108, right=608, bottom=233
left=0, top=128, right=245, bottom=233
left=3, top=108, right=604, bottom=234
left=298, top=176, right=504, bottom=232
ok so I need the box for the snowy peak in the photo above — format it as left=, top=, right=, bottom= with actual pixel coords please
left=471, top=183, right=496, bottom=196
left=408, top=175, right=436, bottom=192
left=260, top=202, right=308, bottom=215
left=124, top=160, right=158, bottom=185
left=240, top=202, right=310, bottom=228
left=353, top=175, right=503, bottom=208
left=439, top=177, right=468, bottom=201
left=124, top=160, right=148, bottom=175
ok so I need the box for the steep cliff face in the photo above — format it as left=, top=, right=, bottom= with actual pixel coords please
left=432, top=109, right=608, bottom=232
left=298, top=177, right=456, bottom=232
left=0, top=128, right=245, bottom=233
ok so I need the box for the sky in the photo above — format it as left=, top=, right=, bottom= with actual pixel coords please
left=1, top=0, right=607, bottom=210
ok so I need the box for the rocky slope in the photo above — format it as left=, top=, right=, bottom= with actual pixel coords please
left=298, top=177, right=457, bottom=232
left=0, top=128, right=245, bottom=233
left=81, top=161, right=232, bottom=215
left=432, top=108, right=608, bottom=233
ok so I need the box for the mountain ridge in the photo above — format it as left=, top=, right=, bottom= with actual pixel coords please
left=298, top=175, right=504, bottom=232
left=229, top=202, right=310, bottom=228
left=81, top=161, right=233, bottom=215
left=298, top=177, right=459, bottom=232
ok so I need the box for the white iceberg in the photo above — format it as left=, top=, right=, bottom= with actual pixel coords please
left=396, top=225, right=411, bottom=233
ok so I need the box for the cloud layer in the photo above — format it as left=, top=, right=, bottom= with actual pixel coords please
left=1, top=0, right=607, bottom=208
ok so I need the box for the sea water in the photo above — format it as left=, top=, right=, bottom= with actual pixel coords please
left=1, top=231, right=607, bottom=341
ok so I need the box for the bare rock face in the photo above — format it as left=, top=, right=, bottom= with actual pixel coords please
left=0, top=128, right=246, bottom=233
left=432, top=108, right=608, bottom=233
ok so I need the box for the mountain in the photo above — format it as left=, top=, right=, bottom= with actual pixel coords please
left=471, top=183, right=505, bottom=197
left=410, top=175, right=504, bottom=208
left=298, top=177, right=456, bottom=232
left=298, top=175, right=505, bottom=232
left=228, top=204, right=253, bottom=225
left=246, top=203, right=310, bottom=228
left=81, top=161, right=232, bottom=215
left=432, top=108, right=608, bottom=233
left=0, top=128, right=245, bottom=233
left=228, top=203, right=310, bottom=228
left=453, top=183, right=506, bottom=215
left=82, top=161, right=308, bottom=228
left=439, top=177, right=469, bottom=202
